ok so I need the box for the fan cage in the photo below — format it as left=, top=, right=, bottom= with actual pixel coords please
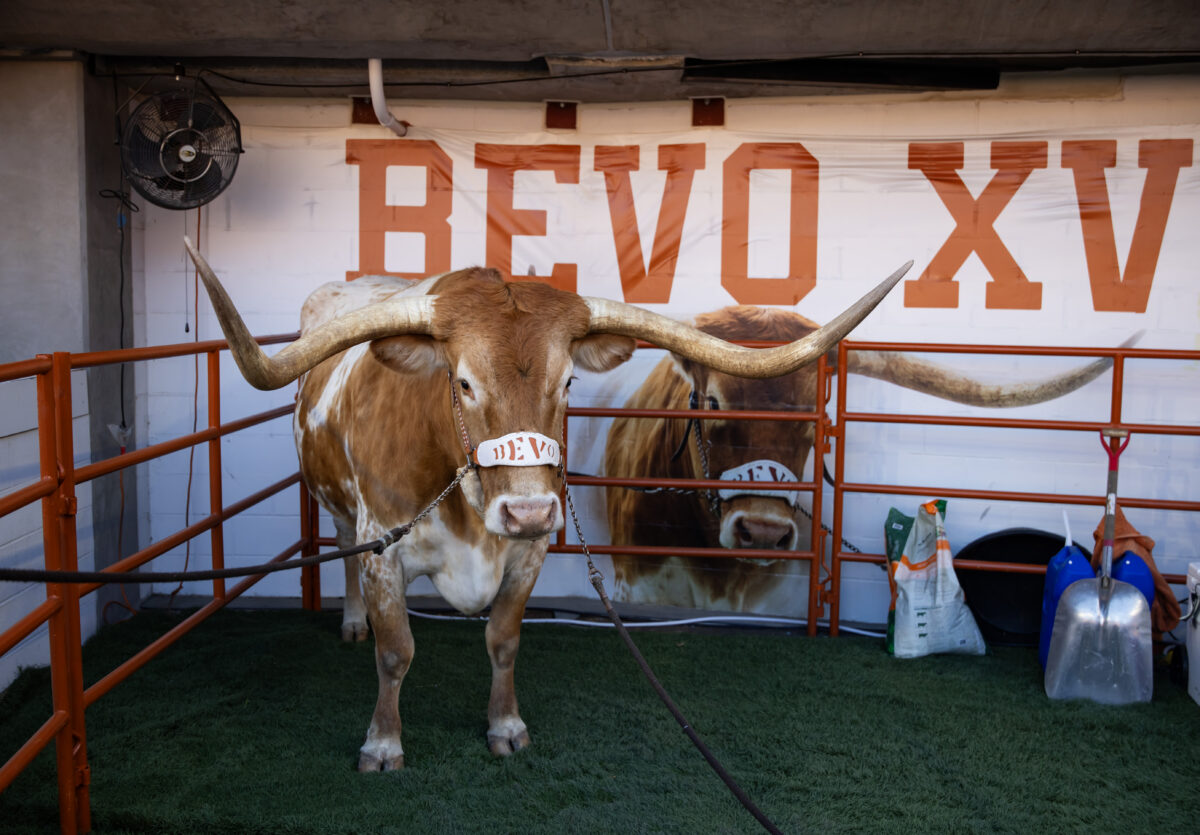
left=121, top=83, right=243, bottom=211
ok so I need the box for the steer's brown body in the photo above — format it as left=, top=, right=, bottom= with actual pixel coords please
left=294, top=269, right=633, bottom=768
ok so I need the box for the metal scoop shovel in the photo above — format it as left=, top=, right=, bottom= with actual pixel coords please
left=1044, top=428, right=1152, bottom=704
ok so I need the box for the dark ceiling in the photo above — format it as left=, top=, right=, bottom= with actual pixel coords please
left=3, top=0, right=1200, bottom=101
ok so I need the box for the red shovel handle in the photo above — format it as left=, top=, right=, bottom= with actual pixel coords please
left=1098, top=429, right=1129, bottom=580
left=1101, top=429, right=1130, bottom=471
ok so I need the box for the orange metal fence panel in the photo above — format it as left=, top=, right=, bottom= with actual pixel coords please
left=827, top=339, right=1200, bottom=635
left=3, top=330, right=1198, bottom=834
left=0, top=334, right=302, bottom=834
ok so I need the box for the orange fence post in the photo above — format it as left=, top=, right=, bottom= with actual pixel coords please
left=805, top=354, right=828, bottom=637
left=827, top=341, right=850, bottom=637
left=299, top=482, right=321, bottom=611
left=557, top=413, right=569, bottom=552
left=207, top=350, right=226, bottom=601
left=1110, top=354, right=1125, bottom=426
left=41, top=353, right=91, bottom=833
left=35, top=356, right=75, bottom=835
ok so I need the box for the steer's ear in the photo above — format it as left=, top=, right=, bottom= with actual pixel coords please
left=370, top=335, right=447, bottom=374
left=571, top=334, right=636, bottom=373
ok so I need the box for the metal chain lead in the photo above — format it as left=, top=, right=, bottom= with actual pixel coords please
left=373, top=466, right=469, bottom=553
left=563, top=479, right=605, bottom=586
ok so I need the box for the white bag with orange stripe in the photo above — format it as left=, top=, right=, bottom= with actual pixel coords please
left=885, top=500, right=986, bottom=659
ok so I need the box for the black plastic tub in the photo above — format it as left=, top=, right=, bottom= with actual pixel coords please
left=955, top=527, right=1090, bottom=646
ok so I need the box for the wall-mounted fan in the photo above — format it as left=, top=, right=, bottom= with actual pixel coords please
left=120, top=76, right=242, bottom=210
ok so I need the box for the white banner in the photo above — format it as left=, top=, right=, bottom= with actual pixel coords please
left=139, top=94, right=1200, bottom=623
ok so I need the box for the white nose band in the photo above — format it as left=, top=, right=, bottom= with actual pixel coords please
left=717, top=459, right=800, bottom=506
left=473, top=432, right=562, bottom=468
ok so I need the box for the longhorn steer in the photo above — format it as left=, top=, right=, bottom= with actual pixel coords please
left=184, top=238, right=907, bottom=769
left=605, top=305, right=1123, bottom=612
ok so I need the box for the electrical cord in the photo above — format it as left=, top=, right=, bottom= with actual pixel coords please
left=167, top=206, right=204, bottom=609
left=98, top=95, right=140, bottom=623
left=406, top=607, right=886, bottom=637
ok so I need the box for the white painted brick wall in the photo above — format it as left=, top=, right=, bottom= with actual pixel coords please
left=118, top=76, right=1200, bottom=627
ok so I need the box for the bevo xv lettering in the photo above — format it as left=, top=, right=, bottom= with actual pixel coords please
left=346, top=138, right=1192, bottom=313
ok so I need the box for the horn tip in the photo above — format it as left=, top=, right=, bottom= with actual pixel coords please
left=183, top=235, right=201, bottom=262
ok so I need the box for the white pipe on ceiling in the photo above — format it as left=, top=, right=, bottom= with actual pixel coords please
left=367, top=58, right=408, bottom=137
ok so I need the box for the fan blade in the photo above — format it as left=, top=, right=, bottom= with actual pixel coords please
left=188, top=100, right=227, bottom=131
left=189, top=163, right=227, bottom=199
left=148, top=164, right=227, bottom=209
left=149, top=175, right=187, bottom=194
left=124, top=126, right=166, bottom=179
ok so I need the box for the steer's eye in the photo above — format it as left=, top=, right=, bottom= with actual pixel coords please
left=706, top=395, right=720, bottom=410
left=564, top=376, right=576, bottom=396
left=459, top=379, right=472, bottom=396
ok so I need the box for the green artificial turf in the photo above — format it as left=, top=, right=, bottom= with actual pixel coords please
left=1, top=609, right=1198, bottom=834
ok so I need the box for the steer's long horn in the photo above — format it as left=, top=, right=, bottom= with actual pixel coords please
left=845, top=331, right=1143, bottom=407
left=584, top=261, right=913, bottom=378
left=184, top=237, right=435, bottom=390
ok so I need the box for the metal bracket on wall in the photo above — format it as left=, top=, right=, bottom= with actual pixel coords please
left=691, top=97, right=724, bottom=126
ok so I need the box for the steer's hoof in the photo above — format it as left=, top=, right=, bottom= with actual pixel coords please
left=487, top=728, right=531, bottom=757
left=342, top=620, right=369, bottom=642
left=358, top=749, right=405, bottom=772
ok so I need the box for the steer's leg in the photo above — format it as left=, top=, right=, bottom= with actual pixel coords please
left=484, top=543, right=546, bottom=756
left=356, top=543, right=413, bottom=771
left=334, top=516, right=369, bottom=642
